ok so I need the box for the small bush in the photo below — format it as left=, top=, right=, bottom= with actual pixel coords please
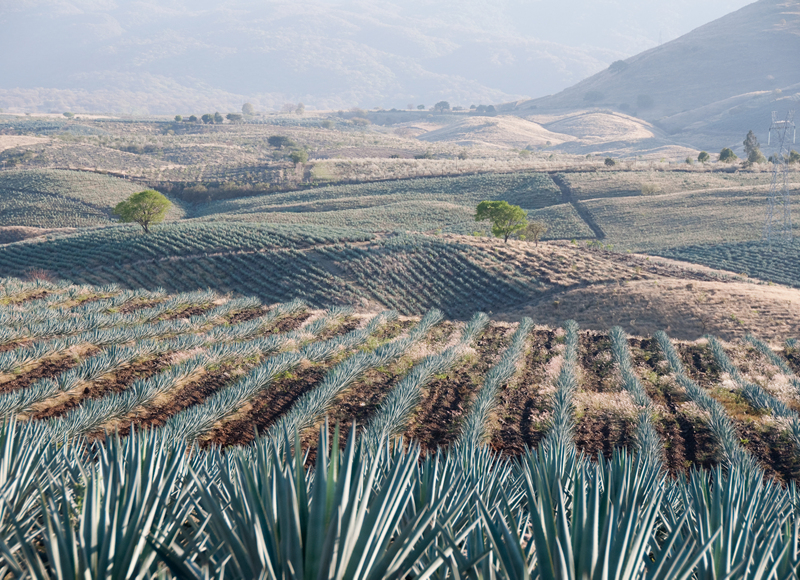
left=719, top=148, right=738, bottom=163
left=640, top=183, right=659, bottom=196
left=604, top=157, right=616, bottom=167
left=698, top=151, right=710, bottom=163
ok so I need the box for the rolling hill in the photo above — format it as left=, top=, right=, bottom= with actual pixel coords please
left=513, top=0, right=800, bottom=152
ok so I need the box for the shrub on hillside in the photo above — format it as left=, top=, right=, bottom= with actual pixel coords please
left=719, top=148, right=738, bottom=163
left=698, top=151, right=710, bottom=163
left=604, top=157, right=616, bottom=167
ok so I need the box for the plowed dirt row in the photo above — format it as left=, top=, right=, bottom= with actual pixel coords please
left=227, top=307, right=267, bottom=324
left=30, top=353, right=175, bottom=420
left=202, top=362, right=331, bottom=448
left=202, top=317, right=397, bottom=448
left=629, top=337, right=718, bottom=476
left=113, top=368, right=235, bottom=437
left=401, top=324, right=512, bottom=453
left=489, top=328, right=558, bottom=455
left=578, top=331, right=617, bottom=393
left=0, top=352, right=93, bottom=395
left=675, top=340, right=797, bottom=483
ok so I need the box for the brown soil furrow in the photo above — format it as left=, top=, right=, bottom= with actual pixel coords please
left=158, top=304, right=214, bottom=322
left=27, top=354, right=174, bottom=421
left=227, top=306, right=267, bottom=324
left=0, top=352, right=93, bottom=395
left=578, top=331, right=617, bottom=393
left=735, top=419, right=800, bottom=485
left=488, top=328, right=558, bottom=456
left=575, top=409, right=635, bottom=461
left=400, top=324, right=511, bottom=454
left=117, top=299, right=165, bottom=314
left=629, top=337, right=718, bottom=476
left=201, top=362, right=331, bottom=448
left=677, top=343, right=721, bottom=388
left=113, top=367, right=236, bottom=437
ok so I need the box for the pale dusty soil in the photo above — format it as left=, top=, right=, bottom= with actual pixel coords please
left=500, top=279, right=800, bottom=341
left=0, top=136, right=49, bottom=152
left=418, top=116, right=576, bottom=148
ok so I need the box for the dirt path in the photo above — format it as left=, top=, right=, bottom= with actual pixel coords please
left=550, top=173, right=605, bottom=239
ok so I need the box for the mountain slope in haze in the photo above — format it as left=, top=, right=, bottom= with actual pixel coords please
left=512, top=0, right=800, bottom=150
left=0, top=0, right=751, bottom=114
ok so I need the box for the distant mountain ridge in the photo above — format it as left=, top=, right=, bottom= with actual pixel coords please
left=0, top=0, right=751, bottom=114
left=511, top=0, right=800, bottom=150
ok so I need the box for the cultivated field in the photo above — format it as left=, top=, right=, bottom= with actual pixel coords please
left=2, top=276, right=800, bottom=577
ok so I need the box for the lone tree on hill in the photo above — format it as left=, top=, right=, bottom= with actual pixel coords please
left=113, top=190, right=171, bottom=234
left=242, top=103, right=255, bottom=116
left=719, top=147, right=738, bottom=163
left=433, top=101, right=451, bottom=112
left=697, top=151, right=710, bottom=163
left=743, top=130, right=766, bottom=164
left=522, top=221, right=548, bottom=245
left=475, top=200, right=527, bottom=243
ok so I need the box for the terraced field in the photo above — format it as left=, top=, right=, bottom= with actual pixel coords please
left=0, top=276, right=797, bottom=478
left=0, top=169, right=185, bottom=228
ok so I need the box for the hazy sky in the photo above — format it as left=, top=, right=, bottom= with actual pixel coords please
left=0, top=0, right=760, bottom=111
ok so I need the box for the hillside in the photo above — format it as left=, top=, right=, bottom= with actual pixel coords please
left=4, top=222, right=800, bottom=341
left=513, top=0, right=800, bottom=151
left=0, top=0, right=752, bottom=114
left=0, top=276, right=799, bottom=482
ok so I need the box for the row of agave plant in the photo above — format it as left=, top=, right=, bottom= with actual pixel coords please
left=0, top=298, right=308, bottom=419
left=3, top=418, right=800, bottom=578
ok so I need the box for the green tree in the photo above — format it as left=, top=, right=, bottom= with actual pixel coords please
left=295, top=103, right=305, bottom=115
left=242, top=103, right=255, bottom=116
left=605, top=157, right=616, bottom=167
left=698, top=151, right=710, bottom=163
left=789, top=150, right=800, bottom=164
left=289, top=149, right=308, bottom=164
left=433, top=101, right=451, bottom=112
left=213, top=112, right=224, bottom=123
left=63, top=112, right=74, bottom=119
left=188, top=115, right=198, bottom=123
left=417, top=104, right=425, bottom=110
left=112, top=190, right=171, bottom=234
left=226, top=113, right=243, bottom=123
left=522, top=221, right=548, bottom=245
left=475, top=201, right=527, bottom=243
left=743, top=130, right=766, bottom=164
left=201, top=113, right=214, bottom=124
left=268, top=135, right=296, bottom=149
left=174, top=115, right=183, bottom=122
left=719, top=147, right=738, bottom=163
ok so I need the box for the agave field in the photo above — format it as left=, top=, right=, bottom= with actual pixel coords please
left=657, top=240, right=800, bottom=288
left=1, top=276, right=800, bottom=577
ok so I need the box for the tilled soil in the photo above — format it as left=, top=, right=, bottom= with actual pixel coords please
left=274, top=311, right=313, bottom=333
left=579, top=331, right=617, bottom=393
left=734, top=419, right=800, bottom=485
left=29, top=354, right=173, bottom=421
left=575, top=411, right=634, bottom=460
left=401, top=324, right=511, bottom=453
left=630, top=337, right=719, bottom=476
left=315, top=317, right=360, bottom=341
left=159, top=304, right=214, bottom=322
left=202, top=363, right=330, bottom=448
left=117, top=299, right=164, bottom=314
left=678, top=343, right=722, bottom=388
left=227, top=307, right=267, bottom=324
left=0, top=354, right=88, bottom=395
left=782, top=349, right=800, bottom=375
left=489, top=329, right=559, bottom=456
left=113, top=368, right=236, bottom=437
